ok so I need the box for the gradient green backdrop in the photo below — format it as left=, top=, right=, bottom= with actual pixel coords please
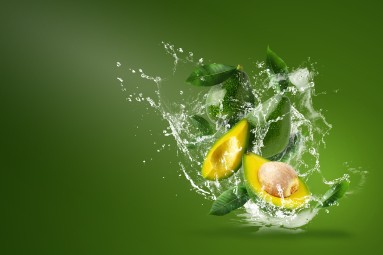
left=1, top=1, right=382, bottom=254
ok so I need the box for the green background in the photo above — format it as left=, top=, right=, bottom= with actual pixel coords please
left=1, top=0, right=382, bottom=254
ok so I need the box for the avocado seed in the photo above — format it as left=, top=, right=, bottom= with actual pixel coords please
left=258, top=162, right=299, bottom=198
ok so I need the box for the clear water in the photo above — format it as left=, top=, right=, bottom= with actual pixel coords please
left=116, top=42, right=367, bottom=230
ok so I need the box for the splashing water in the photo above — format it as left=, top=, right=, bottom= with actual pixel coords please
left=116, top=42, right=367, bottom=230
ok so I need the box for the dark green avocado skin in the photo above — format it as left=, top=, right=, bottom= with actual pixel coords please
left=246, top=95, right=291, bottom=159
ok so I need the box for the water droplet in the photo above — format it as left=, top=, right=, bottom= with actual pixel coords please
left=309, top=148, right=316, bottom=155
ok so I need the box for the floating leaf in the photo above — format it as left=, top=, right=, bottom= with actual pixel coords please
left=266, top=47, right=289, bottom=90
left=190, top=115, right=214, bottom=135
left=320, top=180, right=349, bottom=208
left=186, top=115, right=214, bottom=149
left=266, top=46, right=288, bottom=74
left=209, top=185, right=249, bottom=216
left=186, top=64, right=237, bottom=86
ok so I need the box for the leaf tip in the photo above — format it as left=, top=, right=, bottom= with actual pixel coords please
left=185, top=75, right=193, bottom=84
left=208, top=208, right=219, bottom=216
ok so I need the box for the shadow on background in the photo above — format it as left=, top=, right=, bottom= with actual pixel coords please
left=186, top=225, right=351, bottom=240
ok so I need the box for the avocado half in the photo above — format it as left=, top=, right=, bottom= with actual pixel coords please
left=243, top=152, right=311, bottom=209
left=202, top=119, right=250, bottom=180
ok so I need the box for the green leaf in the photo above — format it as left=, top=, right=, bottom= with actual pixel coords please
left=186, top=64, right=237, bottom=86
left=266, top=47, right=289, bottom=90
left=190, top=115, right=214, bottom=135
left=320, top=180, right=349, bottom=208
left=209, top=185, right=250, bottom=216
left=266, top=46, right=288, bottom=74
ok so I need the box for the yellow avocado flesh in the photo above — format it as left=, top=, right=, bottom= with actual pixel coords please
left=243, top=153, right=310, bottom=209
left=202, top=119, right=249, bottom=180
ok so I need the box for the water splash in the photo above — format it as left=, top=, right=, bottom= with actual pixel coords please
left=115, top=43, right=366, bottom=230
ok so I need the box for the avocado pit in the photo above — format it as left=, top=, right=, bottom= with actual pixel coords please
left=258, top=161, right=299, bottom=198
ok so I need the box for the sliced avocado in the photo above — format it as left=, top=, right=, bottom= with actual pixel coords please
left=245, top=95, right=291, bottom=158
left=243, top=153, right=310, bottom=209
left=206, top=70, right=254, bottom=123
left=202, top=119, right=250, bottom=180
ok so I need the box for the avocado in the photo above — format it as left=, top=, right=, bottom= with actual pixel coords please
left=243, top=153, right=310, bottom=209
left=206, top=70, right=254, bottom=123
left=202, top=119, right=250, bottom=180
left=245, top=95, right=291, bottom=158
